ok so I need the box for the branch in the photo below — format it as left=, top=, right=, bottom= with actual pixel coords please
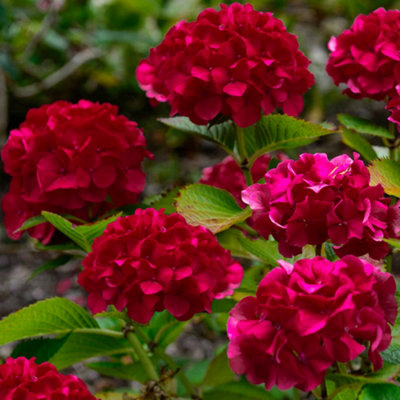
left=11, top=48, right=103, bottom=98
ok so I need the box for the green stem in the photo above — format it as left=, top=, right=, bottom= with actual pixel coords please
left=73, top=328, right=124, bottom=338
left=337, top=362, right=347, bottom=374
left=320, top=378, right=328, bottom=400
left=236, top=126, right=253, bottom=186
left=125, top=329, right=159, bottom=382
left=386, top=252, right=393, bottom=273
left=133, top=324, right=199, bottom=399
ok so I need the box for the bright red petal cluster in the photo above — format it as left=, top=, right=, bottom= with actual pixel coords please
left=242, top=153, right=400, bottom=258
left=200, top=154, right=286, bottom=207
left=136, top=3, right=314, bottom=127
left=1, top=100, right=152, bottom=243
left=78, top=208, right=243, bottom=324
left=0, top=357, right=97, bottom=400
left=326, top=8, right=400, bottom=100
left=227, top=256, right=397, bottom=391
left=386, top=97, right=400, bottom=132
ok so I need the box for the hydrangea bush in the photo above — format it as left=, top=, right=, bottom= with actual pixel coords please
left=1, top=3, right=400, bottom=400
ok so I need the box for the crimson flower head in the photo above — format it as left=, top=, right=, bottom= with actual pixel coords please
left=326, top=8, right=400, bottom=100
left=386, top=97, right=400, bottom=133
left=227, top=256, right=397, bottom=391
left=242, top=153, right=400, bottom=259
left=200, top=153, right=286, bottom=207
left=0, top=357, right=97, bottom=400
left=1, top=100, right=152, bottom=244
left=136, top=3, right=314, bottom=127
left=78, top=208, right=243, bottom=324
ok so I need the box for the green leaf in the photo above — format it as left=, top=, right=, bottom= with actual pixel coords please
left=159, top=117, right=238, bottom=160
left=11, top=334, right=71, bottom=364
left=202, top=349, right=235, bottom=387
left=243, top=114, right=335, bottom=165
left=383, top=238, right=400, bottom=250
left=143, top=187, right=180, bottom=214
left=42, top=212, right=91, bottom=252
left=211, top=298, right=237, bottom=313
left=337, top=114, right=394, bottom=139
left=217, top=229, right=255, bottom=259
left=329, top=385, right=363, bottom=400
left=381, top=343, right=400, bottom=364
left=48, top=333, right=131, bottom=369
left=237, top=233, right=280, bottom=266
left=33, top=242, right=81, bottom=252
left=368, top=159, right=400, bottom=197
left=203, top=381, right=277, bottom=400
left=95, top=391, right=138, bottom=400
left=16, top=215, right=47, bottom=232
left=0, top=297, right=99, bottom=346
left=360, top=383, right=400, bottom=400
left=87, top=361, right=147, bottom=383
left=28, top=255, right=74, bottom=280
left=341, top=129, right=378, bottom=161
left=324, top=242, right=337, bottom=261
left=74, top=214, right=121, bottom=245
left=175, top=184, right=251, bottom=233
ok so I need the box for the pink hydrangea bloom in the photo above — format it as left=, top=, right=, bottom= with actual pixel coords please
left=242, top=153, right=400, bottom=259
left=227, top=256, right=397, bottom=391
left=78, top=208, right=243, bottom=324
left=0, top=357, right=97, bottom=400
left=326, top=8, right=400, bottom=100
left=1, top=100, right=152, bottom=243
left=200, top=153, right=286, bottom=207
left=136, top=3, right=314, bottom=127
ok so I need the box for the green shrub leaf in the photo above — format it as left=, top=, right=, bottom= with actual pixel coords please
left=243, top=114, right=335, bottom=165
left=0, top=297, right=99, bottom=346
left=368, top=159, right=400, bottom=197
left=159, top=117, right=238, bottom=160
left=28, top=254, right=74, bottom=280
left=175, top=184, right=251, bottom=233
left=87, top=361, right=148, bottom=383
left=337, top=114, right=394, bottom=139
left=341, top=129, right=378, bottom=161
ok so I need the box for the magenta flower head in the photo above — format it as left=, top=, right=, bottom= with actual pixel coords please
left=242, top=153, right=400, bottom=259
left=0, top=357, right=97, bottom=399
left=1, top=100, right=152, bottom=244
left=386, top=97, right=400, bottom=133
left=200, top=153, right=286, bottom=207
left=326, top=8, right=400, bottom=100
left=78, top=208, right=243, bottom=324
left=136, top=3, right=314, bottom=127
left=227, top=256, right=397, bottom=391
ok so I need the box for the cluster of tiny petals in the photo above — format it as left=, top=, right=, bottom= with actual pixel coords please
left=326, top=8, right=400, bottom=100
left=0, top=357, right=97, bottom=400
left=386, top=97, right=400, bottom=133
left=1, top=100, right=152, bottom=243
left=200, top=153, right=286, bottom=207
left=136, top=2, right=314, bottom=127
left=242, top=152, right=400, bottom=259
left=227, top=256, right=397, bottom=391
left=78, top=208, right=243, bottom=324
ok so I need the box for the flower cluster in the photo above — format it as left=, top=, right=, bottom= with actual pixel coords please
left=136, top=2, right=314, bottom=127
left=326, top=8, right=400, bottom=100
left=386, top=97, right=400, bottom=132
left=242, top=153, right=400, bottom=259
left=78, top=208, right=243, bottom=324
left=1, top=100, right=152, bottom=243
left=200, top=153, right=286, bottom=207
left=0, top=357, right=97, bottom=400
left=227, top=256, right=397, bottom=391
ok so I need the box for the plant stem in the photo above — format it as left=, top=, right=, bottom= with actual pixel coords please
left=315, top=243, right=322, bottom=256
left=125, top=329, right=159, bottom=382
left=73, top=328, right=124, bottom=338
left=386, top=252, right=393, bottom=273
left=133, top=324, right=199, bottom=399
left=337, top=362, right=347, bottom=374
left=320, top=378, right=328, bottom=400
left=236, top=125, right=253, bottom=186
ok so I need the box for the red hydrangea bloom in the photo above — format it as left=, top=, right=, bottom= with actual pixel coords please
left=136, top=3, right=314, bottom=127
left=227, top=256, right=397, bottom=391
left=0, top=357, right=97, bottom=400
left=386, top=97, right=400, bottom=132
left=326, top=8, right=400, bottom=100
left=200, top=153, right=286, bottom=207
left=78, top=208, right=243, bottom=324
left=242, top=153, right=400, bottom=259
left=1, top=100, right=152, bottom=243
